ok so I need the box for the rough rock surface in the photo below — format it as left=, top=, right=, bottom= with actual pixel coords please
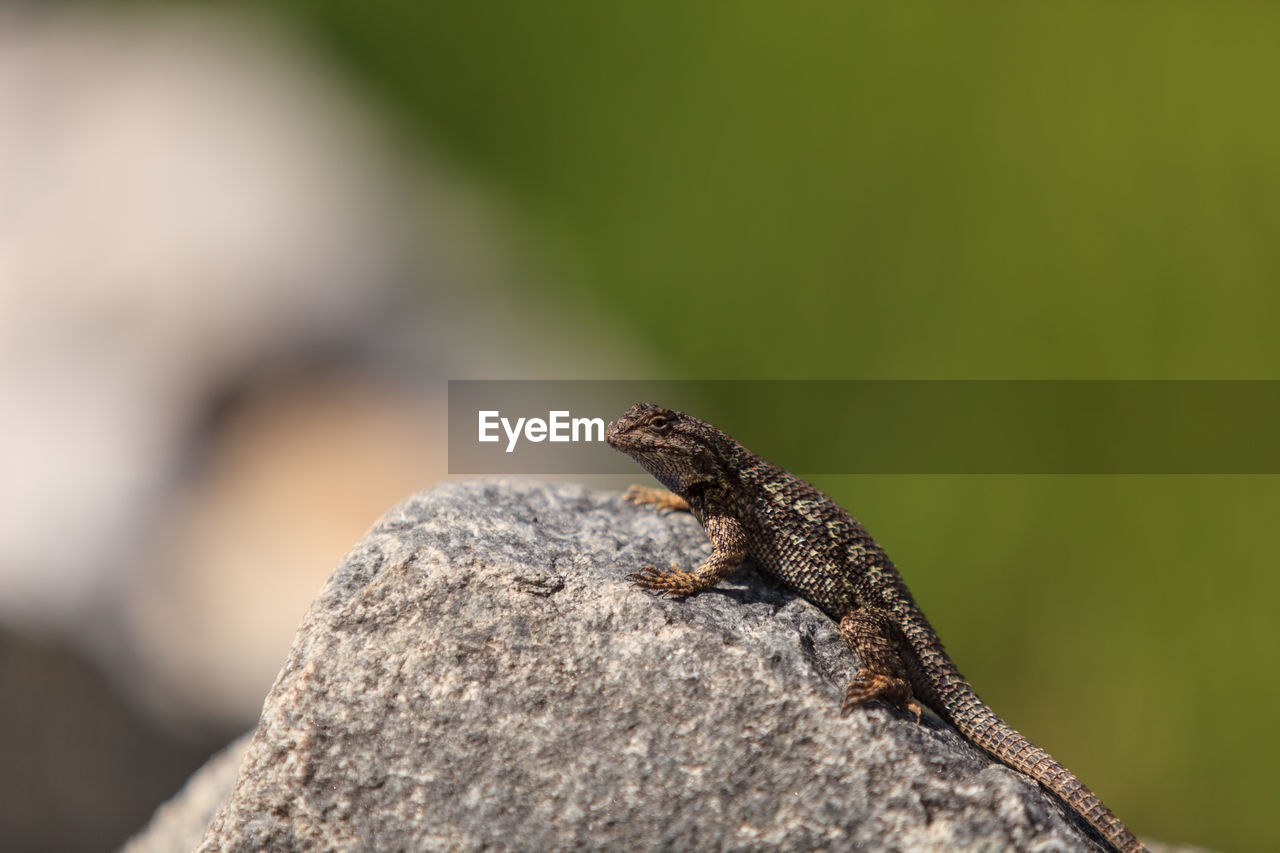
left=188, top=479, right=1127, bottom=852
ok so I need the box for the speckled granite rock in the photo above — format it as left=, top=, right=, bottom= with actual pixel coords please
left=154, top=479, right=1153, bottom=851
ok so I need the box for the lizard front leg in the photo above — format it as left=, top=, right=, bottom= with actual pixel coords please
left=628, top=516, right=747, bottom=597
left=623, top=485, right=690, bottom=514
left=839, top=607, right=924, bottom=722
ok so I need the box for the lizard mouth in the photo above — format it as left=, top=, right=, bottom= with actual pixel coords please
left=605, top=424, right=650, bottom=454
left=604, top=427, right=635, bottom=450
left=605, top=419, right=627, bottom=442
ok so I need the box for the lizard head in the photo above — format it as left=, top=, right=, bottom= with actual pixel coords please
left=607, top=402, right=727, bottom=494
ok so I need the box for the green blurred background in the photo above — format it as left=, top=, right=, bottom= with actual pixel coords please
left=65, top=1, right=1280, bottom=848
left=256, top=5, right=1271, bottom=846
left=253, top=2, right=1275, bottom=848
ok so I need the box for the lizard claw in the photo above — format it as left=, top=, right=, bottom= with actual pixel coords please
left=627, top=563, right=699, bottom=596
left=841, top=670, right=922, bottom=722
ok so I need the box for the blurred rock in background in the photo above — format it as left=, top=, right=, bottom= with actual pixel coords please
left=0, top=6, right=626, bottom=849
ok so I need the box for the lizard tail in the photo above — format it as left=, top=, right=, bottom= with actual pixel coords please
left=912, top=646, right=1145, bottom=853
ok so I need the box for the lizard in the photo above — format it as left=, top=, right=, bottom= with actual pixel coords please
left=605, top=402, right=1145, bottom=853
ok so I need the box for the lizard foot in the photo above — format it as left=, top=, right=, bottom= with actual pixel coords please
left=841, top=670, right=923, bottom=722
left=623, top=485, right=690, bottom=515
left=627, top=564, right=702, bottom=596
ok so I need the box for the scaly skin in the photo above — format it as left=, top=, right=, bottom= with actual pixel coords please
left=606, top=402, right=1144, bottom=853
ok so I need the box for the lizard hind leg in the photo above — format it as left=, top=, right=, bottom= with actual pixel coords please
left=839, top=608, right=924, bottom=722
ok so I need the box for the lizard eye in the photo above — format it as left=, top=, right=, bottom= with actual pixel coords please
left=650, top=416, right=668, bottom=430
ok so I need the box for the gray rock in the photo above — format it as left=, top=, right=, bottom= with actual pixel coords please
left=191, top=479, right=1126, bottom=852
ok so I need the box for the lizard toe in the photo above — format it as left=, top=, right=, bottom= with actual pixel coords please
left=842, top=670, right=918, bottom=718
left=627, top=563, right=697, bottom=595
